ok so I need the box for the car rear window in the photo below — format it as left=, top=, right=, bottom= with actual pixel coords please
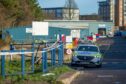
left=77, top=46, right=98, bottom=52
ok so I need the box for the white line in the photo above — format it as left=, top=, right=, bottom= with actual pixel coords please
left=97, top=75, right=113, bottom=78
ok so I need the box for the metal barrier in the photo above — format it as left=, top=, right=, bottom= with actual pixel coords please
left=0, top=42, right=64, bottom=79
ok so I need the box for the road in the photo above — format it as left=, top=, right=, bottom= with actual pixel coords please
left=71, top=37, right=126, bottom=84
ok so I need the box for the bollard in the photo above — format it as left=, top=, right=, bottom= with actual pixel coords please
left=51, top=48, right=56, bottom=66
left=42, top=49, right=47, bottom=73
left=31, top=44, right=35, bottom=72
left=1, top=51, right=5, bottom=79
left=21, top=50, right=25, bottom=79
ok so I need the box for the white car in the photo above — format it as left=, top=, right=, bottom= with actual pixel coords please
left=71, top=44, right=103, bottom=68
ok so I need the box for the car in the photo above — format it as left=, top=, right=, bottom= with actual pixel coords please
left=71, top=44, right=103, bottom=68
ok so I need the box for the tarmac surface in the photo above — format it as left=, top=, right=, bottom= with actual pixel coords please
left=71, top=37, right=126, bottom=84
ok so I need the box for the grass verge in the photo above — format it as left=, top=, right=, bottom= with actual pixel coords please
left=0, top=60, right=73, bottom=84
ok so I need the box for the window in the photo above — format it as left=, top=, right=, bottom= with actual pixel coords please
left=77, top=46, right=98, bottom=52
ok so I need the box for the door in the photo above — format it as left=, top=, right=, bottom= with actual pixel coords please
left=98, top=28, right=106, bottom=36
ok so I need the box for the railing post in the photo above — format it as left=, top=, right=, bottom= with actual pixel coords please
left=58, top=47, right=62, bottom=65
left=42, top=49, right=47, bottom=73
left=51, top=48, right=56, bottom=66
left=62, top=44, right=64, bottom=63
left=10, top=44, right=14, bottom=61
left=21, top=50, right=25, bottom=79
left=60, top=44, right=63, bottom=64
left=31, top=43, right=34, bottom=72
left=1, top=51, right=5, bottom=79
left=58, top=33, right=64, bottom=65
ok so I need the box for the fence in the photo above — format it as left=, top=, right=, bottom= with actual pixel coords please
left=0, top=42, right=64, bottom=79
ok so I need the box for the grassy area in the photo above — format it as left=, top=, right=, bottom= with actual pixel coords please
left=0, top=59, right=73, bottom=84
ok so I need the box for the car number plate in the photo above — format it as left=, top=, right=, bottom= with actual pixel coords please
left=81, top=62, right=89, bottom=64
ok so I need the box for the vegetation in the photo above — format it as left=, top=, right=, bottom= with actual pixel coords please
left=0, top=0, right=43, bottom=29
left=0, top=60, right=72, bottom=84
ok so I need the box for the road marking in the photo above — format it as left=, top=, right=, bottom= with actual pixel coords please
left=112, top=62, right=119, bottom=64
left=114, top=81, right=121, bottom=84
left=102, top=62, right=107, bottom=64
left=102, top=62, right=126, bottom=64
left=97, top=75, right=113, bottom=78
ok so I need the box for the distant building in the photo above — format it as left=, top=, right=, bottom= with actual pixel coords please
left=115, top=0, right=126, bottom=29
left=98, top=0, right=115, bottom=21
left=43, top=0, right=80, bottom=20
left=98, top=1, right=110, bottom=21
left=43, top=7, right=80, bottom=20
left=79, top=14, right=102, bottom=20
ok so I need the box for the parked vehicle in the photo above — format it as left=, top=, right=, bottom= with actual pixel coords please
left=71, top=44, right=103, bottom=68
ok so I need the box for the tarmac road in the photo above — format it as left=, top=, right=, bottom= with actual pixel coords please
left=71, top=37, right=126, bottom=84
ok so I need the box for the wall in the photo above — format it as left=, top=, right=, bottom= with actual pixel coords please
left=2, top=26, right=71, bottom=43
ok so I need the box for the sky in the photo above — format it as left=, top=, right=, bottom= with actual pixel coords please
left=38, top=0, right=104, bottom=15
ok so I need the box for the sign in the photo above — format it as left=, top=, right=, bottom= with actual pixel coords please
left=98, top=24, right=106, bottom=28
left=71, top=30, right=80, bottom=38
left=66, top=43, right=73, bottom=49
left=66, top=36, right=72, bottom=43
left=93, top=34, right=96, bottom=42
left=32, top=21, right=48, bottom=35
left=26, top=28, right=32, bottom=33
left=66, top=49, right=72, bottom=55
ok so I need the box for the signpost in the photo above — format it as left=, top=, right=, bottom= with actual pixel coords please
left=66, top=49, right=72, bottom=55
left=65, top=36, right=73, bottom=54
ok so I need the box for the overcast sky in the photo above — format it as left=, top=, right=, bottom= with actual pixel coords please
left=38, top=0, right=104, bottom=15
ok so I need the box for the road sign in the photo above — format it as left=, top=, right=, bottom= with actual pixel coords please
left=66, top=49, right=72, bottom=55
left=66, top=43, right=73, bottom=49
left=32, top=21, right=48, bottom=36
left=66, top=36, right=72, bottom=43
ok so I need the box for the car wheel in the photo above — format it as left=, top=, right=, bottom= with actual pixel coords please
left=96, top=64, right=102, bottom=68
left=71, top=62, right=77, bottom=66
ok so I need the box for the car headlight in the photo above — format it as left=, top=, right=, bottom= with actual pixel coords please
left=94, top=54, right=102, bottom=58
left=73, top=51, right=78, bottom=57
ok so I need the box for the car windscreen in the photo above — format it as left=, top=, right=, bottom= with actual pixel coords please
left=77, top=46, right=98, bottom=52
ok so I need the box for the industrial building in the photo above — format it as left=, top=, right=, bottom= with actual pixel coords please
left=2, top=20, right=114, bottom=43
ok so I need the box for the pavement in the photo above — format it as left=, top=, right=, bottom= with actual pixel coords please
left=56, top=71, right=80, bottom=84
left=71, top=37, right=126, bottom=84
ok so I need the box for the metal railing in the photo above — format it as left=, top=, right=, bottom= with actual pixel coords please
left=0, top=42, right=64, bottom=79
